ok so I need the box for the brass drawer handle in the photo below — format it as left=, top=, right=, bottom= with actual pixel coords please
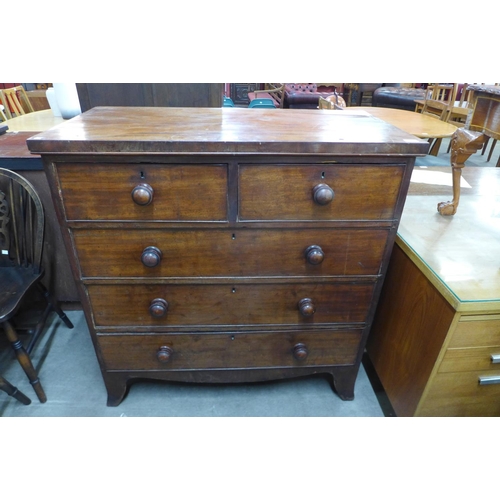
left=490, top=354, right=500, bottom=364
left=305, top=245, right=324, bottom=265
left=131, top=183, right=154, bottom=206
left=312, top=183, right=334, bottom=205
left=478, top=375, right=500, bottom=385
left=141, top=246, right=162, bottom=267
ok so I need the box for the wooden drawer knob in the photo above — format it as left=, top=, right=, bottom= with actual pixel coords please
left=313, top=183, right=334, bottom=205
left=149, top=298, right=169, bottom=318
left=292, top=343, right=308, bottom=361
left=157, top=345, right=173, bottom=363
left=131, top=183, right=154, bottom=206
left=141, top=246, right=162, bottom=267
left=298, top=298, right=316, bottom=317
left=305, top=245, right=324, bottom=265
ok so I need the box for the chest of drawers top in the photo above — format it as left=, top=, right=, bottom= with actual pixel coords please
left=27, top=106, right=428, bottom=157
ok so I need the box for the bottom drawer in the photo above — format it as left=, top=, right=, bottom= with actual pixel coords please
left=417, top=370, right=500, bottom=417
left=98, top=329, right=363, bottom=371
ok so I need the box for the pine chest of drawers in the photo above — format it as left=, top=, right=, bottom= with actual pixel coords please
left=28, top=107, right=427, bottom=406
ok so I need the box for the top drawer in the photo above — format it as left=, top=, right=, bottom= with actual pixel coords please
left=56, top=163, right=228, bottom=221
left=239, top=164, right=405, bottom=221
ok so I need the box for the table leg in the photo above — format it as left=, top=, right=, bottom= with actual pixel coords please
left=437, top=128, right=486, bottom=215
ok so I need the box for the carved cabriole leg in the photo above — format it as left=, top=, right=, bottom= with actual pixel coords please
left=437, top=128, right=486, bottom=216
left=2, top=320, right=47, bottom=403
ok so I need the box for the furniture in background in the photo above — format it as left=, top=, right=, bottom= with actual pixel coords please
left=25, top=90, right=50, bottom=111
left=28, top=106, right=427, bottom=406
left=0, top=168, right=74, bottom=403
left=229, top=83, right=262, bottom=106
left=318, top=94, right=346, bottom=110
left=76, top=83, right=223, bottom=111
left=372, top=85, right=427, bottom=110
left=366, top=166, right=500, bottom=416
left=247, top=83, right=285, bottom=108
left=0, top=86, right=35, bottom=119
left=0, top=111, right=77, bottom=303
left=344, top=83, right=383, bottom=106
left=342, top=107, right=456, bottom=156
left=248, top=84, right=345, bottom=109
left=438, top=84, right=500, bottom=215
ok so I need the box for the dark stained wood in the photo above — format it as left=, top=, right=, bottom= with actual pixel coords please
left=73, top=228, right=389, bottom=278
left=366, top=244, right=456, bottom=417
left=26, top=107, right=429, bottom=156
left=75, top=83, right=223, bottom=112
left=32, top=107, right=425, bottom=406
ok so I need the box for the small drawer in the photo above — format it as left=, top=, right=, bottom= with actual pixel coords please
left=439, top=346, right=500, bottom=373
left=239, top=164, right=405, bottom=221
left=449, top=317, right=500, bottom=349
left=73, top=227, right=390, bottom=278
left=418, top=370, right=500, bottom=417
left=87, top=282, right=375, bottom=328
left=97, top=329, right=363, bottom=371
left=57, top=163, right=228, bottom=221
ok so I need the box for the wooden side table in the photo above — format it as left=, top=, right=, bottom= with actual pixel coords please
left=366, top=166, right=500, bottom=416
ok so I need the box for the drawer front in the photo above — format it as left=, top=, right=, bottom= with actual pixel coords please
left=87, top=282, right=375, bottom=327
left=57, top=163, right=228, bottom=221
left=449, top=317, right=500, bottom=348
left=239, top=164, right=405, bottom=221
left=98, top=329, right=363, bottom=371
left=418, top=370, right=500, bottom=417
left=439, top=346, right=500, bottom=373
left=74, top=228, right=389, bottom=278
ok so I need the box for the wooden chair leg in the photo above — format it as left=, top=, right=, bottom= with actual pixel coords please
left=38, top=283, right=74, bottom=329
left=0, top=375, right=32, bottom=405
left=2, top=320, right=47, bottom=403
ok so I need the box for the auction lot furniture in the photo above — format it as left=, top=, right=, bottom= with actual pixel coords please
left=28, top=107, right=427, bottom=406
left=366, top=166, right=500, bottom=416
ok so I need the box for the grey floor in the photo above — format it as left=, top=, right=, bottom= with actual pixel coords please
left=2, top=134, right=498, bottom=418
left=0, top=310, right=384, bottom=417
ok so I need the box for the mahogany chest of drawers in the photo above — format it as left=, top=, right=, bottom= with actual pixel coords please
left=28, top=107, right=427, bottom=406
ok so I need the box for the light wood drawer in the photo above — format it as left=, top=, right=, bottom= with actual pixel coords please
left=57, top=163, right=228, bottom=221
left=98, top=329, right=363, bottom=371
left=418, top=370, right=500, bottom=417
left=87, top=282, right=375, bottom=328
left=449, top=317, right=500, bottom=348
left=239, top=164, right=404, bottom=221
left=73, top=227, right=389, bottom=278
left=439, top=346, right=500, bottom=373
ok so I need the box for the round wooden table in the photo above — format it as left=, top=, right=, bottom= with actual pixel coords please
left=2, top=109, right=65, bottom=132
left=340, top=107, right=458, bottom=156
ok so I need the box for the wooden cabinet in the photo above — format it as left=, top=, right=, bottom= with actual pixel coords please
left=76, top=83, right=223, bottom=111
left=27, top=107, right=426, bottom=406
left=366, top=167, right=500, bottom=416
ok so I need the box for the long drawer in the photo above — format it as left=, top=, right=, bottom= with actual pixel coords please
left=439, top=346, right=500, bottom=373
left=87, top=282, right=375, bottom=328
left=98, top=329, right=363, bottom=371
left=73, top=227, right=389, bottom=278
left=57, top=163, right=228, bottom=221
left=239, top=164, right=405, bottom=221
left=418, top=370, right=500, bottom=417
left=449, top=317, right=500, bottom=348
